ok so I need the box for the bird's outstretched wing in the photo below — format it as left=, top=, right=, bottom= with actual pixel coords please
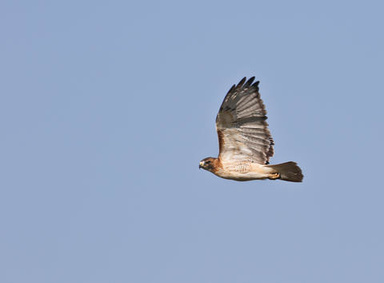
left=216, top=77, right=274, bottom=164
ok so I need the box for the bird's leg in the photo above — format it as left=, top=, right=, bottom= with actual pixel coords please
left=268, top=172, right=280, bottom=180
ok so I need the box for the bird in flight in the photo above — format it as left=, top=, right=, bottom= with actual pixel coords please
left=199, top=77, right=303, bottom=182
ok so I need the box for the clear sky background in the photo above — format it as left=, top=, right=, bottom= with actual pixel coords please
left=1, top=1, right=384, bottom=282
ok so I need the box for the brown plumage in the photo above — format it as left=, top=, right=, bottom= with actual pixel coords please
left=199, top=77, right=303, bottom=182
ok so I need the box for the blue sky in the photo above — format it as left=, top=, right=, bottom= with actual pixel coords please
left=1, top=1, right=384, bottom=282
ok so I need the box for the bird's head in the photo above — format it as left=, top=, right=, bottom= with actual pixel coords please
left=199, top=157, right=216, bottom=172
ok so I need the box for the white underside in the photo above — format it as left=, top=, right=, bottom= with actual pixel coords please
left=214, top=163, right=274, bottom=181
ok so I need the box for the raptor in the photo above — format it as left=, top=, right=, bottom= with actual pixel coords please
left=199, top=77, right=303, bottom=182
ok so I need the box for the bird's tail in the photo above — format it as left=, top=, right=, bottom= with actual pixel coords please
left=266, top=162, right=303, bottom=182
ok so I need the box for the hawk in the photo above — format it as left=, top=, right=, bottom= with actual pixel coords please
left=199, top=77, right=303, bottom=182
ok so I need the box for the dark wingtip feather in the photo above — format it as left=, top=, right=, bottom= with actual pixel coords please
left=252, top=80, right=260, bottom=92
left=244, top=77, right=255, bottom=88
left=238, top=77, right=260, bottom=92
left=225, top=76, right=260, bottom=96
left=237, top=77, right=247, bottom=88
left=226, top=84, right=236, bottom=95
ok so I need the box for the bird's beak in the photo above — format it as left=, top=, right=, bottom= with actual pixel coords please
left=199, top=161, right=204, bottom=169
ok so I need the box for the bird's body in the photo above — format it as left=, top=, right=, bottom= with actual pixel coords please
left=199, top=77, right=303, bottom=182
left=211, top=159, right=275, bottom=181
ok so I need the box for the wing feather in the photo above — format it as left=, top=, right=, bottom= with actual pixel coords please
left=216, top=77, right=274, bottom=164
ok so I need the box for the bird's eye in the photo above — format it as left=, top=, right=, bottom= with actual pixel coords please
left=206, top=160, right=211, bottom=164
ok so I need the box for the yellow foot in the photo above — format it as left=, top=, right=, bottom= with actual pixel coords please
left=269, top=172, right=280, bottom=180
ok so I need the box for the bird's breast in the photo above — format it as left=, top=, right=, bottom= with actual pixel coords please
left=213, top=161, right=270, bottom=181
